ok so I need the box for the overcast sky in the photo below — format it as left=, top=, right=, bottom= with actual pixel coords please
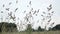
left=0, top=0, right=60, bottom=31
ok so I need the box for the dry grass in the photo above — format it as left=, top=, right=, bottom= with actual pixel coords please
left=0, top=31, right=60, bottom=34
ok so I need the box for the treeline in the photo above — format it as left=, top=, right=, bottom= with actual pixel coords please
left=36, top=24, right=60, bottom=31
left=26, top=24, right=60, bottom=32
left=49, top=24, right=60, bottom=31
left=32, top=27, right=44, bottom=32
left=0, top=22, right=17, bottom=32
left=0, top=22, right=60, bottom=32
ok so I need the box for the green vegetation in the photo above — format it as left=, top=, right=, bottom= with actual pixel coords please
left=0, top=31, right=60, bottom=34
left=26, top=24, right=32, bottom=34
left=0, top=22, right=60, bottom=34
left=0, top=22, right=17, bottom=32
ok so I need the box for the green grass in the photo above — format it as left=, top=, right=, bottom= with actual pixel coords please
left=0, top=31, right=60, bottom=34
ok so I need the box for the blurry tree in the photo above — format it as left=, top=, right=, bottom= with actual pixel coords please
left=38, top=26, right=44, bottom=31
left=23, top=1, right=34, bottom=34
left=23, top=0, right=41, bottom=33
left=41, top=4, right=55, bottom=31
left=0, top=11, right=3, bottom=22
left=0, top=22, right=17, bottom=32
left=26, top=24, right=32, bottom=34
left=51, top=24, right=60, bottom=31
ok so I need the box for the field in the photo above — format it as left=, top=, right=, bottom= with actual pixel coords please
left=0, top=31, right=60, bottom=34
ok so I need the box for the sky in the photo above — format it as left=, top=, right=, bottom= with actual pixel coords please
left=0, top=0, right=60, bottom=31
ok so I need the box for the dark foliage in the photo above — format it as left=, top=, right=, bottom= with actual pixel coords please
left=26, top=24, right=32, bottom=34
left=38, top=26, right=44, bottom=31
left=51, top=24, right=60, bottom=31
left=32, top=26, right=44, bottom=32
left=0, top=23, right=2, bottom=32
left=0, top=22, right=17, bottom=32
